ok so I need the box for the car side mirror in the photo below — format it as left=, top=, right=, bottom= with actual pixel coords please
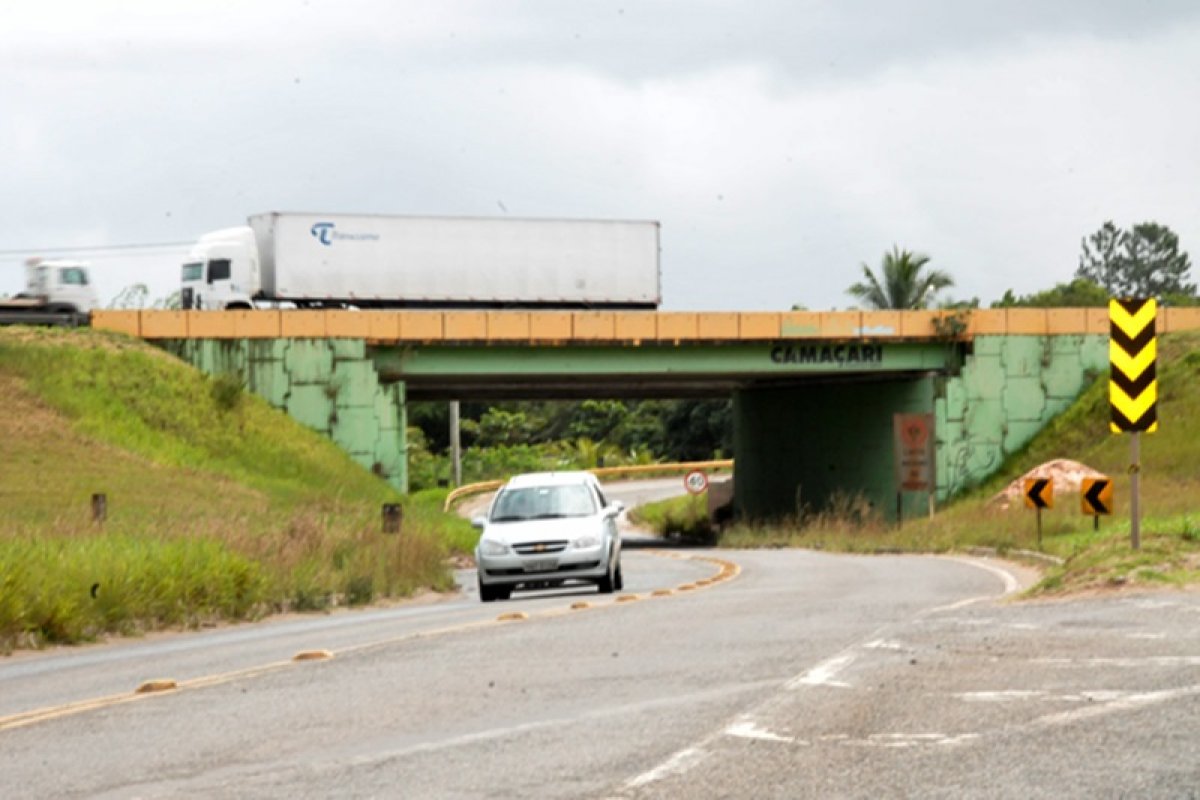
left=605, top=501, right=625, bottom=518
left=470, top=515, right=487, bottom=530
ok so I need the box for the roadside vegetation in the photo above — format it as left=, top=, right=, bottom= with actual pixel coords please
left=0, top=327, right=475, bottom=653
left=628, top=493, right=716, bottom=545
left=405, top=397, right=732, bottom=489
left=639, top=331, right=1200, bottom=596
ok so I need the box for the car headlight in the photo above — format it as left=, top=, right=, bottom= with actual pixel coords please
left=479, top=538, right=510, bottom=557
left=572, top=534, right=601, bottom=549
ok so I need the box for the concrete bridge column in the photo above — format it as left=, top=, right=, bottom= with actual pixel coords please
left=733, top=377, right=935, bottom=523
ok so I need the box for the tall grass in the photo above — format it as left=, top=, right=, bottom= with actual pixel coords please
left=0, top=534, right=266, bottom=652
left=0, top=327, right=469, bottom=652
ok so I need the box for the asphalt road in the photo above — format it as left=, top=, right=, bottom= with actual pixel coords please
left=2, top=470, right=1200, bottom=800
left=3, top=527, right=1199, bottom=796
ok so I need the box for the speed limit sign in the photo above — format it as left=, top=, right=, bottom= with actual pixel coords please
left=684, top=470, right=709, bottom=494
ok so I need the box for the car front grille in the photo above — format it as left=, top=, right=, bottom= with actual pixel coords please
left=485, top=561, right=600, bottom=577
left=512, top=540, right=569, bottom=555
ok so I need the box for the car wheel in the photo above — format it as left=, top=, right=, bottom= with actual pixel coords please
left=614, top=561, right=624, bottom=591
left=597, top=558, right=615, bottom=594
left=479, top=577, right=503, bottom=603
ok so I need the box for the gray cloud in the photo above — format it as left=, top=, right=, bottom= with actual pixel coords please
left=3, top=1, right=1199, bottom=310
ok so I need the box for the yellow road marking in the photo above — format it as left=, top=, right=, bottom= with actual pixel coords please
left=0, top=551, right=741, bottom=733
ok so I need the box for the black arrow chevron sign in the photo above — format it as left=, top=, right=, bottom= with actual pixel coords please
left=1024, top=478, right=1053, bottom=510
left=1109, top=298, right=1158, bottom=433
left=1081, top=477, right=1113, bottom=515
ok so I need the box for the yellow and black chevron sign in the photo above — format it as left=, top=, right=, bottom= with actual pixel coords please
left=1109, top=298, right=1158, bottom=433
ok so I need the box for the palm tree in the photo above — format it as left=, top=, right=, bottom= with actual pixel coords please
left=847, top=247, right=954, bottom=309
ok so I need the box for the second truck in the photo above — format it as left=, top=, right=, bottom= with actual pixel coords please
left=0, top=259, right=99, bottom=326
left=181, top=213, right=661, bottom=311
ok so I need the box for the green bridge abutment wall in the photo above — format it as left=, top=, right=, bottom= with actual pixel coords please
left=161, top=338, right=408, bottom=492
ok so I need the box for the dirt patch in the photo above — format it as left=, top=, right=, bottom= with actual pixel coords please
left=991, top=458, right=1106, bottom=510
left=0, top=374, right=63, bottom=439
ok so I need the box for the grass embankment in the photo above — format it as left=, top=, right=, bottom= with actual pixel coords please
left=642, top=332, right=1200, bottom=595
left=0, top=327, right=475, bottom=653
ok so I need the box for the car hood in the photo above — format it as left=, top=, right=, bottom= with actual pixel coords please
left=483, top=516, right=602, bottom=545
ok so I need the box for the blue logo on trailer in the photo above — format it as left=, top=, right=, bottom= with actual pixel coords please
left=310, top=221, right=379, bottom=246
left=311, top=222, right=336, bottom=246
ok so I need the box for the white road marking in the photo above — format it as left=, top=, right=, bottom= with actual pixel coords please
left=787, top=653, right=855, bottom=689
left=1034, top=656, right=1200, bottom=668
left=937, top=733, right=982, bottom=746
left=1034, top=684, right=1200, bottom=728
left=924, top=557, right=1021, bottom=613
left=1059, top=691, right=1130, bottom=703
left=957, top=690, right=1046, bottom=702
left=863, top=639, right=906, bottom=651
left=724, top=720, right=798, bottom=743
left=956, top=689, right=1132, bottom=704
left=844, top=733, right=955, bottom=748
left=624, top=747, right=708, bottom=789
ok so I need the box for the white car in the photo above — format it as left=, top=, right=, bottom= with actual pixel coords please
left=473, top=471, right=624, bottom=602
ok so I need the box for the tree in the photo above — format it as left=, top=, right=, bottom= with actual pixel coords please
left=1076, top=221, right=1195, bottom=299
left=992, top=278, right=1109, bottom=308
left=661, top=399, right=732, bottom=462
left=847, top=247, right=954, bottom=309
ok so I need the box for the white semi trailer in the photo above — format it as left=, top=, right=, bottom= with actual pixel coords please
left=0, top=259, right=99, bottom=326
left=180, top=213, right=661, bottom=310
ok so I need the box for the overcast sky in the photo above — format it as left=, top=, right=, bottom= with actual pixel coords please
left=4, top=1, right=1199, bottom=310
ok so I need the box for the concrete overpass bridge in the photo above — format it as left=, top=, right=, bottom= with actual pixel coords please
left=92, top=307, right=1200, bottom=521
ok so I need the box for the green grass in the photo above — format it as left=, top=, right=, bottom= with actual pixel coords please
left=628, top=494, right=716, bottom=544
left=645, top=331, right=1200, bottom=595
left=0, top=327, right=469, bottom=653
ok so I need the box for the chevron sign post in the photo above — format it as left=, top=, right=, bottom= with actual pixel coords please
left=1024, top=478, right=1053, bottom=547
left=1109, top=297, right=1157, bottom=550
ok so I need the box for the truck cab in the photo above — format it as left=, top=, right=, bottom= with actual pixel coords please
left=22, top=260, right=99, bottom=313
left=180, top=227, right=259, bottom=310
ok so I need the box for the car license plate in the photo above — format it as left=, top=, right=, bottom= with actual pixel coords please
left=524, top=558, right=557, bottom=573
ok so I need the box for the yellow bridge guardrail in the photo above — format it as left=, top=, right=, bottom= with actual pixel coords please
left=442, top=459, right=735, bottom=512
left=91, top=308, right=1200, bottom=343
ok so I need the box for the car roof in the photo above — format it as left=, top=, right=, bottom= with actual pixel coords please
left=502, top=471, right=598, bottom=489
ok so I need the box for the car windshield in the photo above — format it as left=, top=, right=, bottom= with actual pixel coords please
left=490, top=484, right=597, bottom=521
left=181, top=262, right=204, bottom=282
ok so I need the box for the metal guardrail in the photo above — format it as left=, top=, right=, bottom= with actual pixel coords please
left=442, top=459, right=735, bottom=512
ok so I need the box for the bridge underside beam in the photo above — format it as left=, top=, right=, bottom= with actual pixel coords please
left=372, top=341, right=957, bottom=401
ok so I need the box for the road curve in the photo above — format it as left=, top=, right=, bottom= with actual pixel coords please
left=0, top=549, right=1032, bottom=798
